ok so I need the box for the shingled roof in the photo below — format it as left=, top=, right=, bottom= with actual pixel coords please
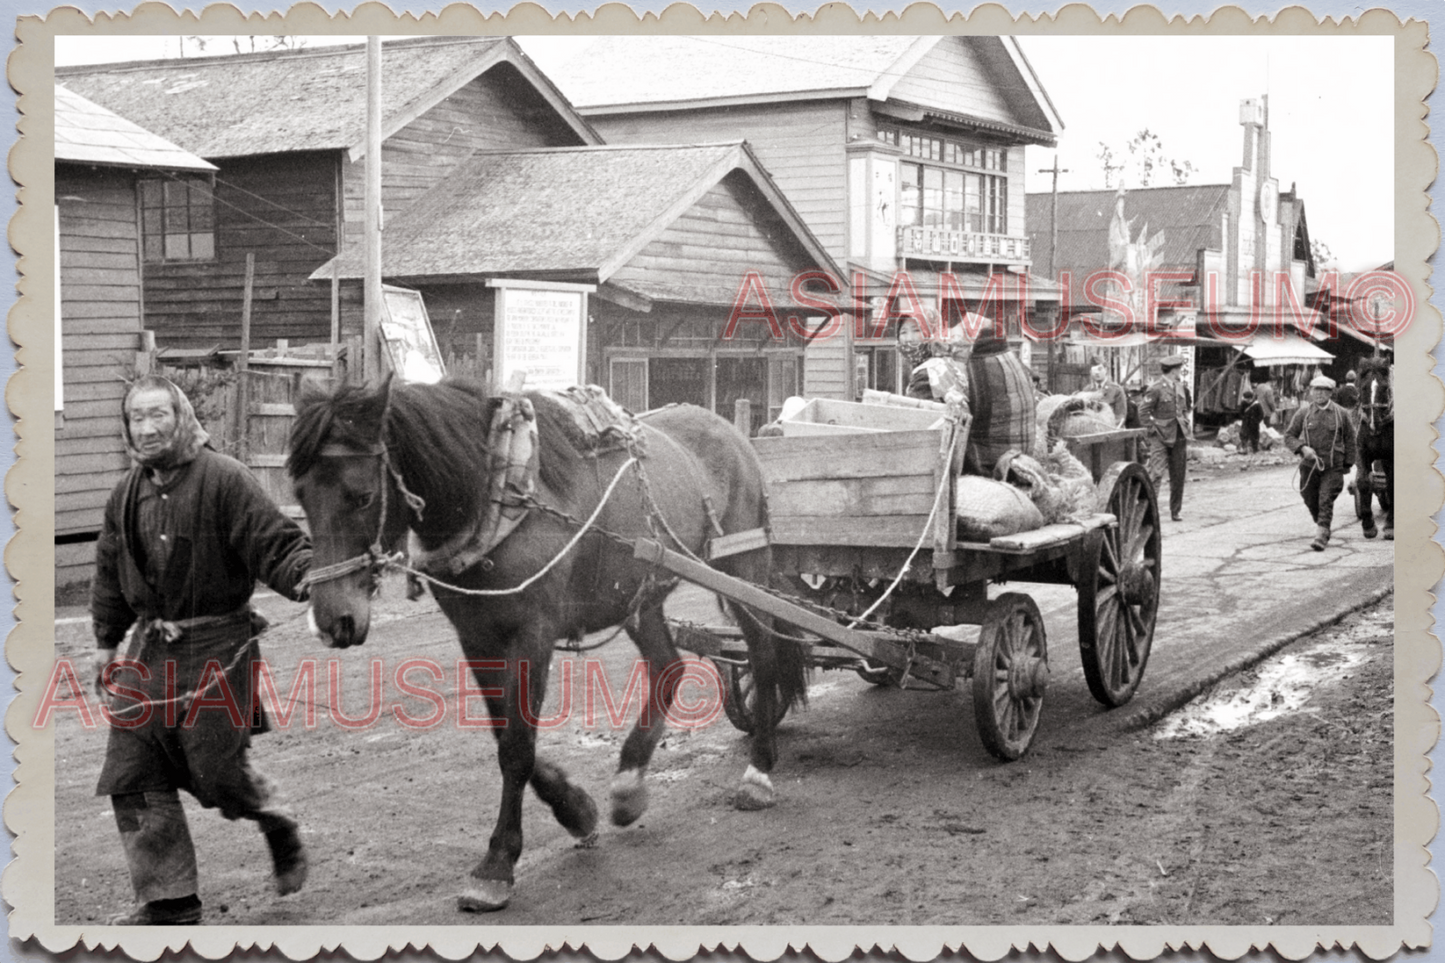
left=311, top=142, right=840, bottom=304
left=54, top=84, right=215, bottom=172
left=539, top=35, right=1058, bottom=138
left=57, top=37, right=598, bottom=159
left=544, top=35, right=921, bottom=109
left=1025, top=185, right=1232, bottom=280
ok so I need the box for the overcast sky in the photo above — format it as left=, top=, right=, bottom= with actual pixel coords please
left=55, top=32, right=1394, bottom=271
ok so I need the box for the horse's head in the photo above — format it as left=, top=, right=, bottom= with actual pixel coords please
left=1357, top=357, right=1395, bottom=428
left=288, top=377, right=410, bottom=648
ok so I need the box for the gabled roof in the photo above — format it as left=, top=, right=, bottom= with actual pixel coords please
left=311, top=142, right=842, bottom=304
left=538, top=35, right=1061, bottom=138
left=540, top=35, right=923, bottom=110
left=54, top=84, right=215, bottom=172
left=1025, top=185, right=1233, bottom=277
left=56, top=37, right=600, bottom=160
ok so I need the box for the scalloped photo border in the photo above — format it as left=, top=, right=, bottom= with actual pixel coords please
left=6, top=4, right=1438, bottom=960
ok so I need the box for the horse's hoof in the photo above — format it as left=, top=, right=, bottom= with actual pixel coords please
left=563, top=788, right=599, bottom=840
left=609, top=769, right=649, bottom=826
left=458, top=880, right=513, bottom=913
left=733, top=765, right=776, bottom=811
left=574, top=831, right=599, bottom=850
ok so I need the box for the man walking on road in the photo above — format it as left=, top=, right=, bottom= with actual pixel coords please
left=1139, top=354, right=1192, bottom=522
left=1284, top=374, right=1357, bottom=551
left=91, top=376, right=313, bottom=925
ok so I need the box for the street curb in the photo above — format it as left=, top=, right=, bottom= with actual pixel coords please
left=1115, top=582, right=1395, bottom=732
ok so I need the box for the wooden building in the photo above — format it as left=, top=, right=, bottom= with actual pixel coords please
left=312, top=141, right=844, bottom=433
left=538, top=35, right=1063, bottom=399
left=54, top=85, right=217, bottom=589
left=58, top=37, right=601, bottom=353
left=1024, top=97, right=1374, bottom=425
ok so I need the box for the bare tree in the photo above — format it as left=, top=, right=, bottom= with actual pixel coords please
left=1098, top=129, right=1195, bottom=189
left=1311, top=238, right=1338, bottom=270
left=179, top=35, right=310, bottom=57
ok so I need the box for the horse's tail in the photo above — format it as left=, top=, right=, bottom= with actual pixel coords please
left=726, top=598, right=810, bottom=712
left=773, top=625, right=811, bottom=712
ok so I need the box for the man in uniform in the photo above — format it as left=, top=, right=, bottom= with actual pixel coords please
left=1139, top=354, right=1193, bottom=522
left=1085, top=361, right=1128, bottom=427
left=91, top=376, right=313, bottom=924
left=1284, top=374, right=1357, bottom=551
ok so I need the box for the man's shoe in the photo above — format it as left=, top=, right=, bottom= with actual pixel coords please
left=1363, top=519, right=1378, bottom=539
left=1383, top=524, right=1394, bottom=541
left=1310, top=525, right=1330, bottom=552
left=265, top=820, right=309, bottom=896
left=1171, top=513, right=1183, bottom=522
left=108, top=895, right=202, bottom=925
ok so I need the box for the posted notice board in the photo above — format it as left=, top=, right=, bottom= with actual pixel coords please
left=380, top=285, right=446, bottom=384
left=490, top=280, right=595, bottom=391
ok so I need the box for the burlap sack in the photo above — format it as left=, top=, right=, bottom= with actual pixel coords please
left=955, top=475, right=1046, bottom=540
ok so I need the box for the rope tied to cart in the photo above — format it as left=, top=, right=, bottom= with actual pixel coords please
left=844, top=423, right=962, bottom=631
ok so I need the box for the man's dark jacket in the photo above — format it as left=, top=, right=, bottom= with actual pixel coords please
left=91, top=448, right=311, bottom=646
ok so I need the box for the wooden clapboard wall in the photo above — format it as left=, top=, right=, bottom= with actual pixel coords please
left=56, top=165, right=148, bottom=587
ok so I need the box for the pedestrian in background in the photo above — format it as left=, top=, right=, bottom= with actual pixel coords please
left=91, top=376, right=313, bottom=925
left=1240, top=388, right=1264, bottom=454
left=1139, top=354, right=1192, bottom=522
left=1253, top=373, right=1278, bottom=427
left=1334, top=370, right=1360, bottom=408
left=1284, top=374, right=1357, bottom=551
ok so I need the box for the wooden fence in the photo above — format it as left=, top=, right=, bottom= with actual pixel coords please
left=160, top=339, right=352, bottom=521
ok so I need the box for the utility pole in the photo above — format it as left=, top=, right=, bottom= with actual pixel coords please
left=364, top=37, right=383, bottom=382
left=1037, top=156, right=1069, bottom=390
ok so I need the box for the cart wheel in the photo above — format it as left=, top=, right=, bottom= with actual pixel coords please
left=711, top=658, right=789, bottom=734
left=1079, top=462, right=1161, bottom=707
left=971, top=593, right=1048, bottom=761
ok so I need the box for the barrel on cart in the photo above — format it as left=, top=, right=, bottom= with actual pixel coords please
left=653, top=395, right=1160, bottom=762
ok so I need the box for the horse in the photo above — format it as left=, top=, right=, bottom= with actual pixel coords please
left=286, top=377, right=807, bottom=912
left=1353, top=357, right=1394, bottom=539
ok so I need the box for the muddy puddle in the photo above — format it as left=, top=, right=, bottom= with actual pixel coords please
left=1155, top=609, right=1390, bottom=739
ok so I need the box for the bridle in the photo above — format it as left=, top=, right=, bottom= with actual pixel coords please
left=1361, top=375, right=1393, bottom=433
left=300, top=439, right=425, bottom=593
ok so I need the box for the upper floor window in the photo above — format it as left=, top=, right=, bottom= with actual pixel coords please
left=899, top=162, right=1007, bottom=235
left=879, top=128, right=1008, bottom=235
left=140, top=177, right=215, bottom=262
left=876, top=128, right=1007, bottom=172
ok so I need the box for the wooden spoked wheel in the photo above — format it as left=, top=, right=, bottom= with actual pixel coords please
left=971, top=593, right=1048, bottom=761
left=1078, top=462, right=1161, bottom=707
left=711, top=658, right=789, bottom=734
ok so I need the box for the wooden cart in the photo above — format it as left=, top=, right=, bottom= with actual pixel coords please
left=645, top=398, right=1160, bottom=762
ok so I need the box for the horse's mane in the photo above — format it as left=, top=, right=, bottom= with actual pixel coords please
left=289, top=378, right=594, bottom=520
left=1358, top=356, right=1392, bottom=379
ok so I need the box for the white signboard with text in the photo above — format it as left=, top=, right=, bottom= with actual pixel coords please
left=490, top=280, right=595, bottom=391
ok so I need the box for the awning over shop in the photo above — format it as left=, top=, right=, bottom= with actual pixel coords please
left=1240, top=332, right=1334, bottom=366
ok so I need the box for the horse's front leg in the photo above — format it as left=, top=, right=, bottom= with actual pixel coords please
left=457, top=657, right=533, bottom=913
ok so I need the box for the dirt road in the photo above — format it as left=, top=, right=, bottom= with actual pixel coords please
left=51, top=589, right=1392, bottom=928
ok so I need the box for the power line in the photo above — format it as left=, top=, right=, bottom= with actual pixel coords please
left=155, top=169, right=338, bottom=259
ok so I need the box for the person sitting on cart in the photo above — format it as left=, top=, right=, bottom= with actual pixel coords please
left=897, top=305, right=970, bottom=413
